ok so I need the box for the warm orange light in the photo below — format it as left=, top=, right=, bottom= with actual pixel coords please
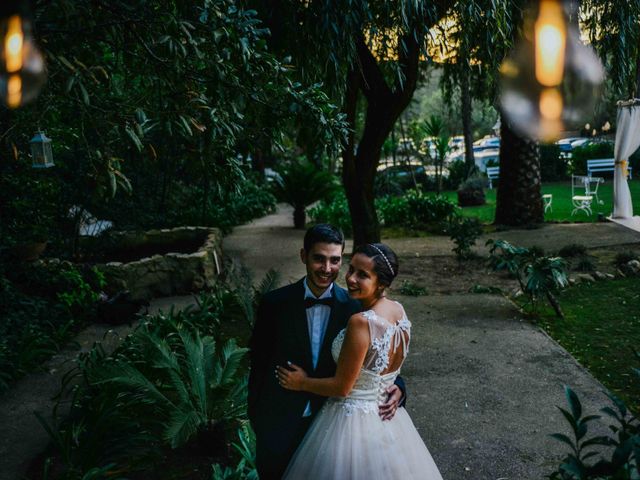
left=5, top=15, right=24, bottom=73
left=6, top=74, right=22, bottom=108
left=534, top=0, right=566, bottom=87
left=539, top=87, right=563, bottom=119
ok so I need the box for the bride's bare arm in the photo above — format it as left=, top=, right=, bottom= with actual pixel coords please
left=276, top=314, right=369, bottom=397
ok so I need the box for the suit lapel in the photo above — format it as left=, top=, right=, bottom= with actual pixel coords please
left=291, top=278, right=313, bottom=370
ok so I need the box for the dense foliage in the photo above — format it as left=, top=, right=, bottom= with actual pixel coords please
left=34, top=275, right=276, bottom=479
left=0, top=259, right=104, bottom=392
left=1, top=0, right=347, bottom=256
left=309, top=190, right=460, bottom=236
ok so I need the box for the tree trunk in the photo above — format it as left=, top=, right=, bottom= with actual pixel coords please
left=342, top=70, right=381, bottom=245
left=494, top=115, right=544, bottom=226
left=460, top=68, right=476, bottom=178
left=293, top=205, right=306, bottom=229
left=342, top=35, right=420, bottom=246
left=635, top=42, right=640, bottom=98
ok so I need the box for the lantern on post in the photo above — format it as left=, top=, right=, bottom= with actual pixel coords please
left=0, top=2, right=46, bottom=108
left=30, top=130, right=53, bottom=168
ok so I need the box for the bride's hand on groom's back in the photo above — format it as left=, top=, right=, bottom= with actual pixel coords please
left=276, top=362, right=308, bottom=391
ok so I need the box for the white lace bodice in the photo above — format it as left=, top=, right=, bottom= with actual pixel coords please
left=329, top=304, right=411, bottom=415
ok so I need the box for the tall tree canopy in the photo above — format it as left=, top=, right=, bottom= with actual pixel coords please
left=254, top=0, right=453, bottom=244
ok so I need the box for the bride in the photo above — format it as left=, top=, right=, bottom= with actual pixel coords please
left=276, top=243, right=443, bottom=479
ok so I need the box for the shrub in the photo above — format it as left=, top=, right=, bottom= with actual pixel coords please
left=614, top=250, right=639, bottom=268
left=448, top=217, right=483, bottom=259
left=540, top=144, right=568, bottom=181
left=571, top=142, right=615, bottom=175
left=549, top=378, right=640, bottom=479
left=378, top=190, right=458, bottom=232
left=398, top=280, right=428, bottom=296
left=558, top=244, right=588, bottom=258
left=445, top=159, right=469, bottom=190
left=575, top=257, right=597, bottom=273
left=457, top=177, right=486, bottom=207
left=308, top=191, right=353, bottom=236
left=0, top=260, right=105, bottom=391
left=487, top=239, right=568, bottom=317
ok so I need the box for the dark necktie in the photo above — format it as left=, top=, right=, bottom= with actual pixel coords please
left=304, top=297, right=335, bottom=309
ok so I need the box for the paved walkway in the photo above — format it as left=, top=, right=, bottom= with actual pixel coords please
left=1, top=205, right=637, bottom=479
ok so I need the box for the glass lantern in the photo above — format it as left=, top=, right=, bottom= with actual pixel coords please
left=499, top=0, right=604, bottom=142
left=0, top=4, right=46, bottom=108
left=30, top=131, right=54, bottom=168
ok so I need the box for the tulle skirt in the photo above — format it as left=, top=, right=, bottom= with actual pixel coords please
left=283, top=398, right=443, bottom=479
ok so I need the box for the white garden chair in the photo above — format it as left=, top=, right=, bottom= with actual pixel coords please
left=571, top=175, right=603, bottom=216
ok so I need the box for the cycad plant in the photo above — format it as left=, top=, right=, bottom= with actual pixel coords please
left=487, top=239, right=568, bottom=317
left=273, top=159, right=339, bottom=228
left=95, top=326, right=248, bottom=449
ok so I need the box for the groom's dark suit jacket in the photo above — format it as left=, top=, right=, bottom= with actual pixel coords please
left=248, top=278, right=406, bottom=479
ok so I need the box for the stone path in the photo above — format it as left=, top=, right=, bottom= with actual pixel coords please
left=1, top=204, right=637, bottom=480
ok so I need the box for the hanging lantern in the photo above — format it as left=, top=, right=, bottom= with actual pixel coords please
left=30, top=131, right=54, bottom=168
left=0, top=4, right=46, bottom=108
left=499, top=0, right=604, bottom=142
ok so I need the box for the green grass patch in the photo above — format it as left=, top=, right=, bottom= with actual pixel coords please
left=433, top=179, right=640, bottom=224
left=532, top=278, right=640, bottom=414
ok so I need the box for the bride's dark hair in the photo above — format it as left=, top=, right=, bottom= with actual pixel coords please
left=353, top=243, right=399, bottom=287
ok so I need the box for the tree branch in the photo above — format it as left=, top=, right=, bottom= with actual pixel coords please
left=354, top=35, right=392, bottom=104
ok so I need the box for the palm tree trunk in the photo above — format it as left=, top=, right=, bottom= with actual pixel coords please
left=494, top=116, right=544, bottom=226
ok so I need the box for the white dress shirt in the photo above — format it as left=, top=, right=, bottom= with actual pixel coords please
left=302, top=278, right=334, bottom=417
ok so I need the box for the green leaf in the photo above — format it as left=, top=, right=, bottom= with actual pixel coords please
left=125, top=125, right=144, bottom=152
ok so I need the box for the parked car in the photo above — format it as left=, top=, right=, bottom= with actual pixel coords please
left=473, top=136, right=500, bottom=150
left=448, top=135, right=465, bottom=150
left=377, top=164, right=428, bottom=191
left=555, top=137, right=589, bottom=154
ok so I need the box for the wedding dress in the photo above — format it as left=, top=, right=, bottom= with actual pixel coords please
left=283, top=304, right=443, bottom=479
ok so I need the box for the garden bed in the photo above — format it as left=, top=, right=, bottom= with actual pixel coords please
left=90, top=227, right=223, bottom=302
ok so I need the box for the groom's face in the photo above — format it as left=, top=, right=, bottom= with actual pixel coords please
left=300, top=242, right=343, bottom=296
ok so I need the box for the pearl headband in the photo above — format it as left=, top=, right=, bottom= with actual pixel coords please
left=368, top=244, right=395, bottom=276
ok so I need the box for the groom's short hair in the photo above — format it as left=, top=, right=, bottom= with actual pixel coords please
left=304, top=224, right=345, bottom=252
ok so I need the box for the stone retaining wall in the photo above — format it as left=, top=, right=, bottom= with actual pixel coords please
left=96, top=227, right=223, bottom=301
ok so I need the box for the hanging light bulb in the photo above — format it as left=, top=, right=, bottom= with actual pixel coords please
left=0, top=10, right=46, bottom=109
left=499, top=0, right=604, bottom=142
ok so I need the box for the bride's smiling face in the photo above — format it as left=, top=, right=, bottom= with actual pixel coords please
left=345, top=253, right=380, bottom=301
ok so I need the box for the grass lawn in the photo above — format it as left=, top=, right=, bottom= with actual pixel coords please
left=532, top=278, right=640, bottom=415
left=435, top=179, right=640, bottom=224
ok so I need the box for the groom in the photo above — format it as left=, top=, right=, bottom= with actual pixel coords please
left=248, top=223, right=406, bottom=479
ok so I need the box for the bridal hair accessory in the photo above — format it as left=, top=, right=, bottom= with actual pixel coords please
left=368, top=244, right=395, bottom=276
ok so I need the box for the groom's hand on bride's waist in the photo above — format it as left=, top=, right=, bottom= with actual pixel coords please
left=379, top=384, right=403, bottom=421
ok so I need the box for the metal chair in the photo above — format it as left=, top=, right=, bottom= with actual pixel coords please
left=571, top=175, right=602, bottom=216
left=542, top=193, right=553, bottom=213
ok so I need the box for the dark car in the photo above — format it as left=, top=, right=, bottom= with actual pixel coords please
left=376, top=164, right=428, bottom=195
